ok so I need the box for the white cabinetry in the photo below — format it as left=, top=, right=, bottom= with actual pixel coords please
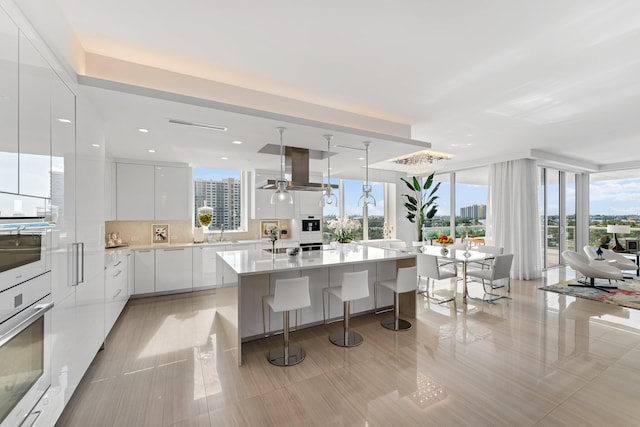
left=295, top=191, right=323, bottom=218
left=18, top=31, right=52, bottom=198
left=115, top=162, right=192, bottom=220
left=193, top=245, right=225, bottom=289
left=116, top=163, right=155, bottom=220
left=126, top=251, right=134, bottom=296
left=155, top=247, right=193, bottom=292
left=134, top=249, right=155, bottom=294
left=105, top=250, right=129, bottom=334
left=0, top=9, right=19, bottom=194
left=155, top=166, right=192, bottom=220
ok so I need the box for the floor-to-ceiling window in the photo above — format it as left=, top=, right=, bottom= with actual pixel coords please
left=426, top=173, right=451, bottom=242
left=540, top=167, right=577, bottom=268
left=589, top=170, right=640, bottom=248
left=454, top=167, right=488, bottom=242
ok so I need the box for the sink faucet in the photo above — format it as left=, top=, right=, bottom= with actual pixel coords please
left=219, top=224, right=225, bottom=242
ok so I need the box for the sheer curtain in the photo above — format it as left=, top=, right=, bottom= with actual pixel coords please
left=487, top=159, right=541, bottom=279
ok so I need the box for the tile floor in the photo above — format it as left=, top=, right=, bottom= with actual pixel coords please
left=56, top=268, right=640, bottom=426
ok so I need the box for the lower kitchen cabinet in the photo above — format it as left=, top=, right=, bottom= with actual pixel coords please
left=155, top=247, right=193, bottom=292
left=193, top=245, right=225, bottom=289
left=134, top=249, right=155, bottom=294
left=105, top=250, right=130, bottom=333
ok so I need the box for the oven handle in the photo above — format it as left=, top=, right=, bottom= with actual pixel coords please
left=0, top=302, right=54, bottom=348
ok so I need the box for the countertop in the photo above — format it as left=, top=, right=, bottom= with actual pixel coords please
left=218, top=245, right=416, bottom=276
left=106, top=239, right=293, bottom=251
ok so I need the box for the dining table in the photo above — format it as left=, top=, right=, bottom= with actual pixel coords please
left=403, top=245, right=495, bottom=304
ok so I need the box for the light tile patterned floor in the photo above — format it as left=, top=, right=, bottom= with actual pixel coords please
left=56, top=268, right=640, bottom=426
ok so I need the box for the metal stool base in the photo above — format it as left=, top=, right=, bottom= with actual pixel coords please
left=267, top=345, right=305, bottom=366
left=381, top=318, right=412, bottom=331
left=329, top=330, right=363, bottom=347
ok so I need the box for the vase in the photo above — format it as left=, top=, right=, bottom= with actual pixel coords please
left=440, top=245, right=449, bottom=256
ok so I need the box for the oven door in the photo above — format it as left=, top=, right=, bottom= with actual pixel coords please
left=301, top=219, right=321, bottom=233
left=0, top=223, right=49, bottom=293
left=0, top=296, right=53, bottom=427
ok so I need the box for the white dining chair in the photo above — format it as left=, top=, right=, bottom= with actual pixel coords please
left=417, top=253, right=457, bottom=304
left=466, top=254, right=513, bottom=303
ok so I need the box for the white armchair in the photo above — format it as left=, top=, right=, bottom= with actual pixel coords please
left=583, top=246, right=637, bottom=278
left=562, top=250, right=622, bottom=292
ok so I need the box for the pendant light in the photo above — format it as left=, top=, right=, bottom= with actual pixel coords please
left=320, top=134, right=338, bottom=207
left=271, top=127, right=293, bottom=205
left=358, top=141, right=376, bottom=206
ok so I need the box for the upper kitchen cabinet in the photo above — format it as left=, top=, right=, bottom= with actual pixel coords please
left=116, top=162, right=155, bottom=220
left=0, top=9, right=19, bottom=194
left=155, top=165, right=191, bottom=220
left=19, top=31, right=52, bottom=198
left=295, top=190, right=323, bottom=218
left=115, top=161, right=192, bottom=220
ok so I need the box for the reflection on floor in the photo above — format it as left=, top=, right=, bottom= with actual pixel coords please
left=56, top=269, right=640, bottom=426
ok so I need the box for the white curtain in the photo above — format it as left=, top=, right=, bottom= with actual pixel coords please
left=487, top=159, right=541, bottom=280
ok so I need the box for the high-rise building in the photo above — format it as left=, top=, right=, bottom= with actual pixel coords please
left=194, top=177, right=242, bottom=230
left=460, top=204, right=486, bottom=219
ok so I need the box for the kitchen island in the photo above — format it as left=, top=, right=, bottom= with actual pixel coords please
left=216, top=244, right=416, bottom=365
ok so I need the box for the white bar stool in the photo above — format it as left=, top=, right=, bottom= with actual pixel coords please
left=322, top=270, right=369, bottom=347
left=374, top=266, right=417, bottom=331
left=262, top=276, right=311, bottom=366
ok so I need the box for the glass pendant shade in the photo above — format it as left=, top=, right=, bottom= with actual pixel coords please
left=271, top=180, right=293, bottom=204
left=320, top=134, right=338, bottom=207
left=359, top=141, right=376, bottom=206
left=271, top=127, right=293, bottom=205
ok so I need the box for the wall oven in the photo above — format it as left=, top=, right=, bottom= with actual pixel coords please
left=0, top=220, right=50, bottom=294
left=300, top=215, right=321, bottom=233
left=0, top=273, right=52, bottom=427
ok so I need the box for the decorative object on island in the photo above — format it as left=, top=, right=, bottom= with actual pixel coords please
left=607, top=224, right=631, bottom=252
left=596, top=246, right=604, bottom=260
left=152, top=224, right=169, bottom=244
left=599, top=234, right=611, bottom=249
left=401, top=172, right=441, bottom=242
left=358, top=141, right=376, bottom=207
left=435, top=234, right=453, bottom=255
left=327, top=217, right=361, bottom=243
left=271, top=127, right=293, bottom=205
left=268, top=226, right=279, bottom=253
left=320, top=134, right=338, bottom=207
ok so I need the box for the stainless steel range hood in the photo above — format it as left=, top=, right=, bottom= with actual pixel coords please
left=256, top=145, right=338, bottom=191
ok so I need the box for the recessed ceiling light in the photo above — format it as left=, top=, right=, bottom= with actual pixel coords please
left=148, top=149, right=156, bottom=153
left=220, top=156, right=228, bottom=160
left=138, top=128, right=149, bottom=133
left=232, top=140, right=243, bottom=145
left=168, top=119, right=227, bottom=132
left=91, top=144, right=100, bottom=148
left=358, top=157, right=365, bottom=160
left=57, top=118, right=72, bottom=123
left=466, top=133, right=473, bottom=137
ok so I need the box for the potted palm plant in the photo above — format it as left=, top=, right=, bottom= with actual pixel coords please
left=401, top=172, right=441, bottom=242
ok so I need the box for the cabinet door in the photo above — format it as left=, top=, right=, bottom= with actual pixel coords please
left=296, top=191, right=323, bottom=218
left=155, top=166, right=191, bottom=220
left=253, top=189, right=275, bottom=219
left=193, top=246, right=225, bottom=288
left=275, top=195, right=295, bottom=219
left=116, top=163, right=155, bottom=220
left=134, top=250, right=155, bottom=294
left=126, top=251, right=134, bottom=296
left=0, top=9, right=19, bottom=194
left=19, top=31, right=52, bottom=198
left=155, top=247, right=193, bottom=292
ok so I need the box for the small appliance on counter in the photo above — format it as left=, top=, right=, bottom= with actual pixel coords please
left=106, top=232, right=127, bottom=248
left=194, top=227, right=205, bottom=243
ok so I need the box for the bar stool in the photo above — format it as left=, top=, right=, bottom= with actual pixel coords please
left=322, top=270, right=369, bottom=347
left=262, top=276, right=311, bottom=366
left=374, top=266, right=417, bottom=331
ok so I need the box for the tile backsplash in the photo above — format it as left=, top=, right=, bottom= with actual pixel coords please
left=105, top=219, right=292, bottom=246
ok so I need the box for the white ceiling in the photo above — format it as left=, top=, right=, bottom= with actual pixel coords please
left=17, top=0, right=640, bottom=175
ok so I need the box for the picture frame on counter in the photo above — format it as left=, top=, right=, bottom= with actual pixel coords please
left=260, top=220, right=279, bottom=239
left=152, top=224, right=169, bottom=243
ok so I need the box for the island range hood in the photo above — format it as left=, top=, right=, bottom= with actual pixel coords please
left=256, top=145, right=339, bottom=191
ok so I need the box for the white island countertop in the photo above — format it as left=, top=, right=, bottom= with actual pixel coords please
left=218, top=245, right=416, bottom=276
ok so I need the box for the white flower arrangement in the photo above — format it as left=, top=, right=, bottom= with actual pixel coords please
left=327, top=217, right=361, bottom=243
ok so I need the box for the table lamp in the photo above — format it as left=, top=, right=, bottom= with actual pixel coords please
left=607, top=224, right=630, bottom=252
